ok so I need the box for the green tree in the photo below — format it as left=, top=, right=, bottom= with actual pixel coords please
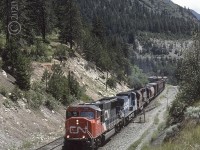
left=92, top=16, right=105, bottom=42
left=15, top=51, right=31, bottom=90
left=48, top=64, right=67, bottom=101
left=47, top=64, right=83, bottom=104
left=23, top=0, right=56, bottom=42
left=169, top=34, right=200, bottom=124
left=41, top=68, right=51, bottom=90
left=176, top=36, right=200, bottom=100
left=57, top=0, right=82, bottom=49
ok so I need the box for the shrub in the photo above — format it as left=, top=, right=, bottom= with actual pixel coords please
left=185, top=106, right=200, bottom=120
left=100, top=75, right=106, bottom=79
left=128, top=65, right=148, bottom=89
left=31, top=81, right=45, bottom=92
left=25, top=91, right=43, bottom=109
left=106, top=77, right=117, bottom=89
left=45, top=95, right=58, bottom=110
left=165, top=123, right=180, bottom=141
left=168, top=96, right=187, bottom=125
left=9, top=87, right=23, bottom=102
left=3, top=99, right=11, bottom=108
left=53, top=44, right=69, bottom=61
left=0, top=87, right=7, bottom=97
left=30, top=41, right=50, bottom=61
left=128, top=76, right=143, bottom=89
left=79, top=86, right=91, bottom=102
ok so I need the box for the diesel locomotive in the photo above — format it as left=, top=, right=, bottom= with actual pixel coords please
left=63, top=77, right=166, bottom=150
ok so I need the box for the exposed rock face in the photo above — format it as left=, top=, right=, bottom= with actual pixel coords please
left=135, top=37, right=193, bottom=59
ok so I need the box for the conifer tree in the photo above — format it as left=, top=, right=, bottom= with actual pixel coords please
left=42, top=68, right=51, bottom=90
left=15, top=51, right=31, bottom=90
left=24, top=0, right=56, bottom=42
left=92, top=16, right=105, bottom=42
left=57, top=0, right=82, bottom=49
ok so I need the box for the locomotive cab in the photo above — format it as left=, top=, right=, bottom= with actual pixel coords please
left=65, top=105, right=104, bottom=142
left=64, top=98, right=121, bottom=149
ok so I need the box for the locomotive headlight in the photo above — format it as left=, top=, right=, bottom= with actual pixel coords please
left=67, top=135, right=70, bottom=138
left=76, top=120, right=79, bottom=125
left=82, top=135, right=85, bottom=139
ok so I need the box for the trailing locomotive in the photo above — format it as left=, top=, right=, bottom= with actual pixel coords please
left=63, top=78, right=166, bottom=150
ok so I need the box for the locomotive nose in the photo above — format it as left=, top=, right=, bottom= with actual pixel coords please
left=65, top=117, right=91, bottom=139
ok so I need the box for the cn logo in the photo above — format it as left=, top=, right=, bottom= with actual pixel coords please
left=70, top=126, right=88, bottom=134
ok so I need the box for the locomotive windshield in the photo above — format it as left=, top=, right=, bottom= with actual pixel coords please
left=80, top=112, right=94, bottom=119
left=66, top=111, right=79, bottom=119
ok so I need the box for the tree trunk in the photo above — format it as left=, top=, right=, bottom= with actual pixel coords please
left=42, top=4, right=46, bottom=42
left=69, top=0, right=73, bottom=49
left=6, top=0, right=10, bottom=43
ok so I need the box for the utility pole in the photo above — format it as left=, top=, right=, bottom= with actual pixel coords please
left=167, top=96, right=169, bottom=110
left=143, top=109, right=146, bottom=122
left=68, top=70, right=71, bottom=95
left=106, top=71, right=108, bottom=91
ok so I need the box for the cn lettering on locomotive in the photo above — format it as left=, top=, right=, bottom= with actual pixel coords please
left=69, top=126, right=88, bottom=134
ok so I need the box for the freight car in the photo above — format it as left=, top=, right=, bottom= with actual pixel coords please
left=63, top=78, right=166, bottom=150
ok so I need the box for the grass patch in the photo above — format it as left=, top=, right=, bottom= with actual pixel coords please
left=128, top=130, right=148, bottom=150
left=150, top=122, right=166, bottom=143
left=142, top=121, right=200, bottom=150
left=0, top=87, right=8, bottom=97
left=44, top=95, right=59, bottom=111
left=25, top=90, right=43, bottom=110
left=81, top=93, right=92, bottom=102
left=193, top=100, right=200, bottom=107
left=154, top=115, right=159, bottom=125
left=20, top=140, right=33, bottom=150
left=3, top=99, right=12, bottom=108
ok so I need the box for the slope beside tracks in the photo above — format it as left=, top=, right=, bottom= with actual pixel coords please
left=35, top=137, right=64, bottom=150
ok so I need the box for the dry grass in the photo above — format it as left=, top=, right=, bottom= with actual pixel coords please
left=128, top=130, right=149, bottom=150
left=142, top=121, right=200, bottom=150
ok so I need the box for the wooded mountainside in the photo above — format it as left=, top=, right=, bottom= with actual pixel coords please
left=0, top=0, right=199, bottom=103
left=77, top=0, right=200, bottom=41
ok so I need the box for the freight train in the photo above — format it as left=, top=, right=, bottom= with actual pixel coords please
left=62, top=77, right=166, bottom=150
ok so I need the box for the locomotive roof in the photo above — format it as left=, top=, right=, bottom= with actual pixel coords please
left=98, top=97, right=116, bottom=100
left=117, top=91, right=135, bottom=95
left=148, top=83, right=157, bottom=85
left=97, top=97, right=117, bottom=103
left=71, top=104, right=101, bottom=111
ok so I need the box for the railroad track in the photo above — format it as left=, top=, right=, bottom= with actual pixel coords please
left=35, top=102, right=158, bottom=150
left=35, top=137, right=64, bottom=150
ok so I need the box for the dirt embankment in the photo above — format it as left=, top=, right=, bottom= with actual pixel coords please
left=32, top=54, right=130, bottom=100
left=0, top=54, right=130, bottom=150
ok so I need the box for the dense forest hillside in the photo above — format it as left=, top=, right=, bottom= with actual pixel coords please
left=0, top=0, right=199, bottom=98
left=77, top=0, right=200, bottom=41
left=75, top=0, right=200, bottom=84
